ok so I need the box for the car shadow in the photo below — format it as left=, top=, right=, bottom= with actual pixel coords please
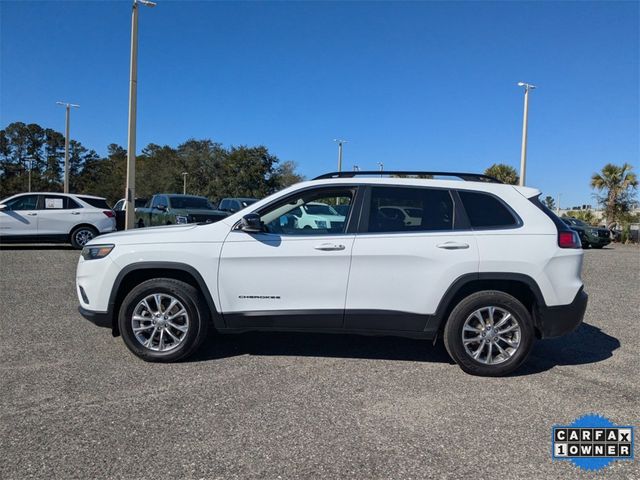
left=511, top=322, right=620, bottom=376
left=189, top=322, right=619, bottom=376
left=0, top=244, right=75, bottom=250
left=189, top=331, right=455, bottom=364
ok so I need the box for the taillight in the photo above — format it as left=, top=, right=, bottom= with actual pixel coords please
left=103, top=210, right=115, bottom=218
left=558, top=231, right=581, bottom=248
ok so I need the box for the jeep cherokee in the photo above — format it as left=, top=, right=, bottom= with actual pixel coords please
left=76, top=171, right=588, bottom=376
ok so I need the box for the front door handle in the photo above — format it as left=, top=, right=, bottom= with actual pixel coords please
left=26, top=213, right=37, bottom=216
left=437, top=241, right=469, bottom=250
left=314, top=243, right=346, bottom=251
left=71, top=211, right=81, bottom=215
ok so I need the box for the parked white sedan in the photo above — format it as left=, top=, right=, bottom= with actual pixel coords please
left=0, top=192, right=116, bottom=248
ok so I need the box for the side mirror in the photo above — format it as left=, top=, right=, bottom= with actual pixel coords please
left=239, top=213, right=263, bottom=233
left=0, top=204, right=6, bottom=211
left=156, top=204, right=167, bottom=211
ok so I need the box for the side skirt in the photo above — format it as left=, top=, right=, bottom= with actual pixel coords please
left=216, top=326, right=436, bottom=340
left=222, top=309, right=437, bottom=339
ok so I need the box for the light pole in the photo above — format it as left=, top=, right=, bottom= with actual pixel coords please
left=56, top=101, right=80, bottom=193
left=182, top=172, right=188, bottom=194
left=517, top=82, right=536, bottom=187
left=556, top=193, right=562, bottom=215
left=28, top=157, right=32, bottom=192
left=333, top=139, right=346, bottom=172
left=125, top=0, right=156, bottom=230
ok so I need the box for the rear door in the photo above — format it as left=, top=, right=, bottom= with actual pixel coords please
left=0, top=194, right=40, bottom=237
left=344, top=185, right=479, bottom=331
left=37, top=195, right=83, bottom=236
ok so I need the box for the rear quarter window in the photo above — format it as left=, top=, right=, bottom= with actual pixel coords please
left=78, top=197, right=110, bottom=209
left=458, top=190, right=518, bottom=229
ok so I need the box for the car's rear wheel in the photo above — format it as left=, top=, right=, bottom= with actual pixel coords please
left=118, top=278, right=209, bottom=362
left=443, top=290, right=535, bottom=376
left=70, top=226, right=98, bottom=249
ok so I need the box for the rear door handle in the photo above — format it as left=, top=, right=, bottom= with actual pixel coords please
left=436, top=241, right=469, bottom=250
left=314, top=243, right=346, bottom=251
left=26, top=213, right=37, bottom=216
left=71, top=211, right=81, bottom=215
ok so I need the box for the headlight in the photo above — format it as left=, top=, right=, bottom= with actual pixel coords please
left=81, top=244, right=114, bottom=260
left=175, top=215, right=189, bottom=224
left=589, top=228, right=598, bottom=235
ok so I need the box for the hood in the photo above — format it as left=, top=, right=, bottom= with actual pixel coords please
left=87, top=224, right=198, bottom=245
left=174, top=208, right=226, bottom=215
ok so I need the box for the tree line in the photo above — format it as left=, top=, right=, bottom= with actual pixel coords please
left=0, top=122, right=304, bottom=205
left=2, top=122, right=636, bottom=226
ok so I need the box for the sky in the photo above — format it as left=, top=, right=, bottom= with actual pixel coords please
left=1, top=0, right=638, bottom=207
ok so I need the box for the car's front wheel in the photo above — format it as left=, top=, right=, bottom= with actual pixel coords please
left=118, top=278, right=210, bottom=362
left=443, top=290, right=535, bottom=376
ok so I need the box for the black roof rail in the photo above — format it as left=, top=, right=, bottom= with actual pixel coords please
left=313, top=171, right=503, bottom=183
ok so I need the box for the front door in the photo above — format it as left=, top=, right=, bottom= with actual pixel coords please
left=218, top=186, right=360, bottom=329
left=0, top=194, right=40, bottom=238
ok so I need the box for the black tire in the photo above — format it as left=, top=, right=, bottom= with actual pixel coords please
left=118, top=278, right=210, bottom=362
left=443, top=290, right=535, bottom=377
left=592, top=245, right=604, bottom=249
left=137, top=219, right=145, bottom=228
left=70, top=225, right=98, bottom=249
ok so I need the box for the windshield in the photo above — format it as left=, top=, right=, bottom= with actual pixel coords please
left=170, top=196, right=213, bottom=209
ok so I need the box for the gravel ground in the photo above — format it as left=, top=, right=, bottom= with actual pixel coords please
left=0, top=244, right=638, bottom=479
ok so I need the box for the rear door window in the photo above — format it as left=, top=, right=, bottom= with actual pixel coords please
left=42, top=195, right=79, bottom=209
left=366, top=186, right=454, bottom=233
left=458, top=190, right=518, bottom=228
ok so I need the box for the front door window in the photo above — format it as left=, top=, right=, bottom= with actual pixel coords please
left=260, top=189, right=353, bottom=235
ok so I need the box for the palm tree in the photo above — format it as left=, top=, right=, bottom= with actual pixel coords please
left=484, top=164, right=519, bottom=185
left=590, top=163, right=638, bottom=225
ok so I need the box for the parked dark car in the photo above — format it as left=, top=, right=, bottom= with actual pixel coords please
left=136, top=194, right=229, bottom=227
left=218, top=197, right=258, bottom=213
left=562, top=217, right=611, bottom=248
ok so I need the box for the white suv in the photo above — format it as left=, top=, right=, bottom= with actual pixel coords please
left=76, top=171, right=587, bottom=376
left=0, top=192, right=116, bottom=248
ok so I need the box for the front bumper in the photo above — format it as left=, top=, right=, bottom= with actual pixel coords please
left=536, top=288, right=588, bottom=338
left=78, top=306, right=111, bottom=329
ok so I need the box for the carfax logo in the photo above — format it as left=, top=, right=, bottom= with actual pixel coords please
left=552, top=414, right=634, bottom=471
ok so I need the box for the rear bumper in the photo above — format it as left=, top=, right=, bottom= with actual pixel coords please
left=78, top=306, right=111, bottom=329
left=536, top=288, right=588, bottom=338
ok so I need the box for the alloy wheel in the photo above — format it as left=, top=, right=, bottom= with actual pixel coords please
left=131, top=293, right=190, bottom=352
left=75, top=229, right=95, bottom=246
left=461, top=306, right=521, bottom=365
